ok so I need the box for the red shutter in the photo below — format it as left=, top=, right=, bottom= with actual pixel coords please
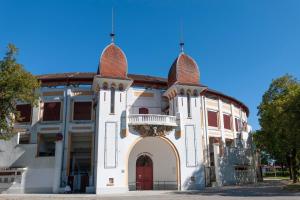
left=139, top=107, right=149, bottom=114
left=223, top=114, right=231, bottom=130
left=16, top=104, right=32, bottom=123
left=43, top=102, right=61, bottom=121
left=73, top=102, right=92, bottom=120
left=208, top=111, right=218, bottom=127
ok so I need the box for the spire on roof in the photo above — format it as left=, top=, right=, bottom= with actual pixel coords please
left=110, top=7, right=115, bottom=43
left=179, top=19, right=184, bottom=53
left=180, top=42, right=184, bottom=53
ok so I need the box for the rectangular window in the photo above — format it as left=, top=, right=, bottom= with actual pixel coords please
left=43, top=102, right=61, bottom=121
left=207, top=111, right=218, bottom=127
left=187, top=94, right=191, bottom=118
left=16, top=104, right=32, bottom=123
left=223, top=114, right=231, bottom=130
left=19, top=133, right=30, bottom=144
left=73, top=101, right=92, bottom=120
left=110, top=88, right=115, bottom=114
left=38, top=133, right=56, bottom=157
left=235, top=118, right=241, bottom=132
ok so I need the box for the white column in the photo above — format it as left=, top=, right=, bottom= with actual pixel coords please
left=213, top=143, right=222, bottom=186
left=231, top=103, right=236, bottom=138
left=218, top=99, right=225, bottom=143
left=53, top=140, right=63, bottom=193
left=201, top=95, right=209, bottom=165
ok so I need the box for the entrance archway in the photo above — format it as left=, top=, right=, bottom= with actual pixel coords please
left=136, top=155, right=153, bottom=190
left=127, top=137, right=180, bottom=190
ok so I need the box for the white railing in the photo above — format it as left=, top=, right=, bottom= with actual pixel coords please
left=128, top=114, right=177, bottom=127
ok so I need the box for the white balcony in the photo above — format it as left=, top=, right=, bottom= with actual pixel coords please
left=128, top=114, right=177, bottom=127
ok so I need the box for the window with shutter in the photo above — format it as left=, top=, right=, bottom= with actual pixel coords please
left=223, top=114, right=231, bottom=130
left=139, top=107, right=149, bottom=114
left=43, top=102, right=61, bottom=121
left=73, top=102, right=92, bottom=120
left=208, top=111, right=218, bottom=127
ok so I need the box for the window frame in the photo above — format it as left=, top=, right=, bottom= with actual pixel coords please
left=207, top=110, right=219, bottom=128
left=110, top=87, right=115, bottom=114
left=223, top=113, right=232, bottom=130
left=235, top=117, right=241, bottom=132
left=42, top=101, right=62, bottom=122
left=15, top=104, right=32, bottom=124
left=187, top=92, right=192, bottom=118
left=72, top=101, right=93, bottom=121
left=36, top=133, right=56, bottom=157
left=18, top=132, right=31, bottom=144
left=139, top=107, right=149, bottom=114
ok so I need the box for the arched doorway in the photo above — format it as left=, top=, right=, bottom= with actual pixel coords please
left=128, top=137, right=180, bottom=190
left=136, top=155, right=153, bottom=190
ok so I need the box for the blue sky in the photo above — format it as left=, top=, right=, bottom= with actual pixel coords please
left=1, top=0, right=300, bottom=130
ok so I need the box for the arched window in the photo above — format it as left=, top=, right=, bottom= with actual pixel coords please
left=139, top=107, right=149, bottom=114
left=110, top=87, right=115, bottom=114
left=187, top=92, right=191, bottom=118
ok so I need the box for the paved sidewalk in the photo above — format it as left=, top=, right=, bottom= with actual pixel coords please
left=0, top=180, right=299, bottom=200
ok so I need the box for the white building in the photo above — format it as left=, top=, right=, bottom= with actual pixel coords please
left=0, top=39, right=257, bottom=194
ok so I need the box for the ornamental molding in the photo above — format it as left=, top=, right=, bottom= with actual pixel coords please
left=131, top=125, right=174, bottom=137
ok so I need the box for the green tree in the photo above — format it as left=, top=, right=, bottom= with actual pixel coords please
left=256, top=75, right=300, bottom=182
left=0, top=44, right=40, bottom=139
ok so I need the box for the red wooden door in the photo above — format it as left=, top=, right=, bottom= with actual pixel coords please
left=136, top=155, right=153, bottom=190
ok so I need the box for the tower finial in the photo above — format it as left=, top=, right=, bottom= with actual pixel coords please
left=179, top=19, right=184, bottom=53
left=110, top=7, right=115, bottom=43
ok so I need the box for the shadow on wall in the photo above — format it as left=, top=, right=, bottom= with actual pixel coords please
left=0, top=134, right=55, bottom=193
left=182, top=165, right=205, bottom=190
left=219, top=135, right=257, bottom=186
left=0, top=135, right=26, bottom=168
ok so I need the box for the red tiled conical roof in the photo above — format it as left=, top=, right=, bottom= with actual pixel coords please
left=168, top=53, right=200, bottom=87
left=98, top=43, right=127, bottom=78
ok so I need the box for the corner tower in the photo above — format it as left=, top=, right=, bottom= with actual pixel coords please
left=93, top=29, right=133, bottom=193
left=164, top=44, right=206, bottom=190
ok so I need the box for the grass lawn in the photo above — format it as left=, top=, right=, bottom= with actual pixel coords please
left=263, top=176, right=290, bottom=180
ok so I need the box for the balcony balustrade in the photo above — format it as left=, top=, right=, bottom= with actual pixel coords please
left=128, top=114, right=177, bottom=127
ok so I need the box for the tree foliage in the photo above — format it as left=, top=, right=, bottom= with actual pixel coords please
left=254, top=75, right=300, bottom=182
left=0, top=44, right=40, bottom=139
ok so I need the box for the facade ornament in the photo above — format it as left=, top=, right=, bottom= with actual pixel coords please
left=131, top=125, right=174, bottom=137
